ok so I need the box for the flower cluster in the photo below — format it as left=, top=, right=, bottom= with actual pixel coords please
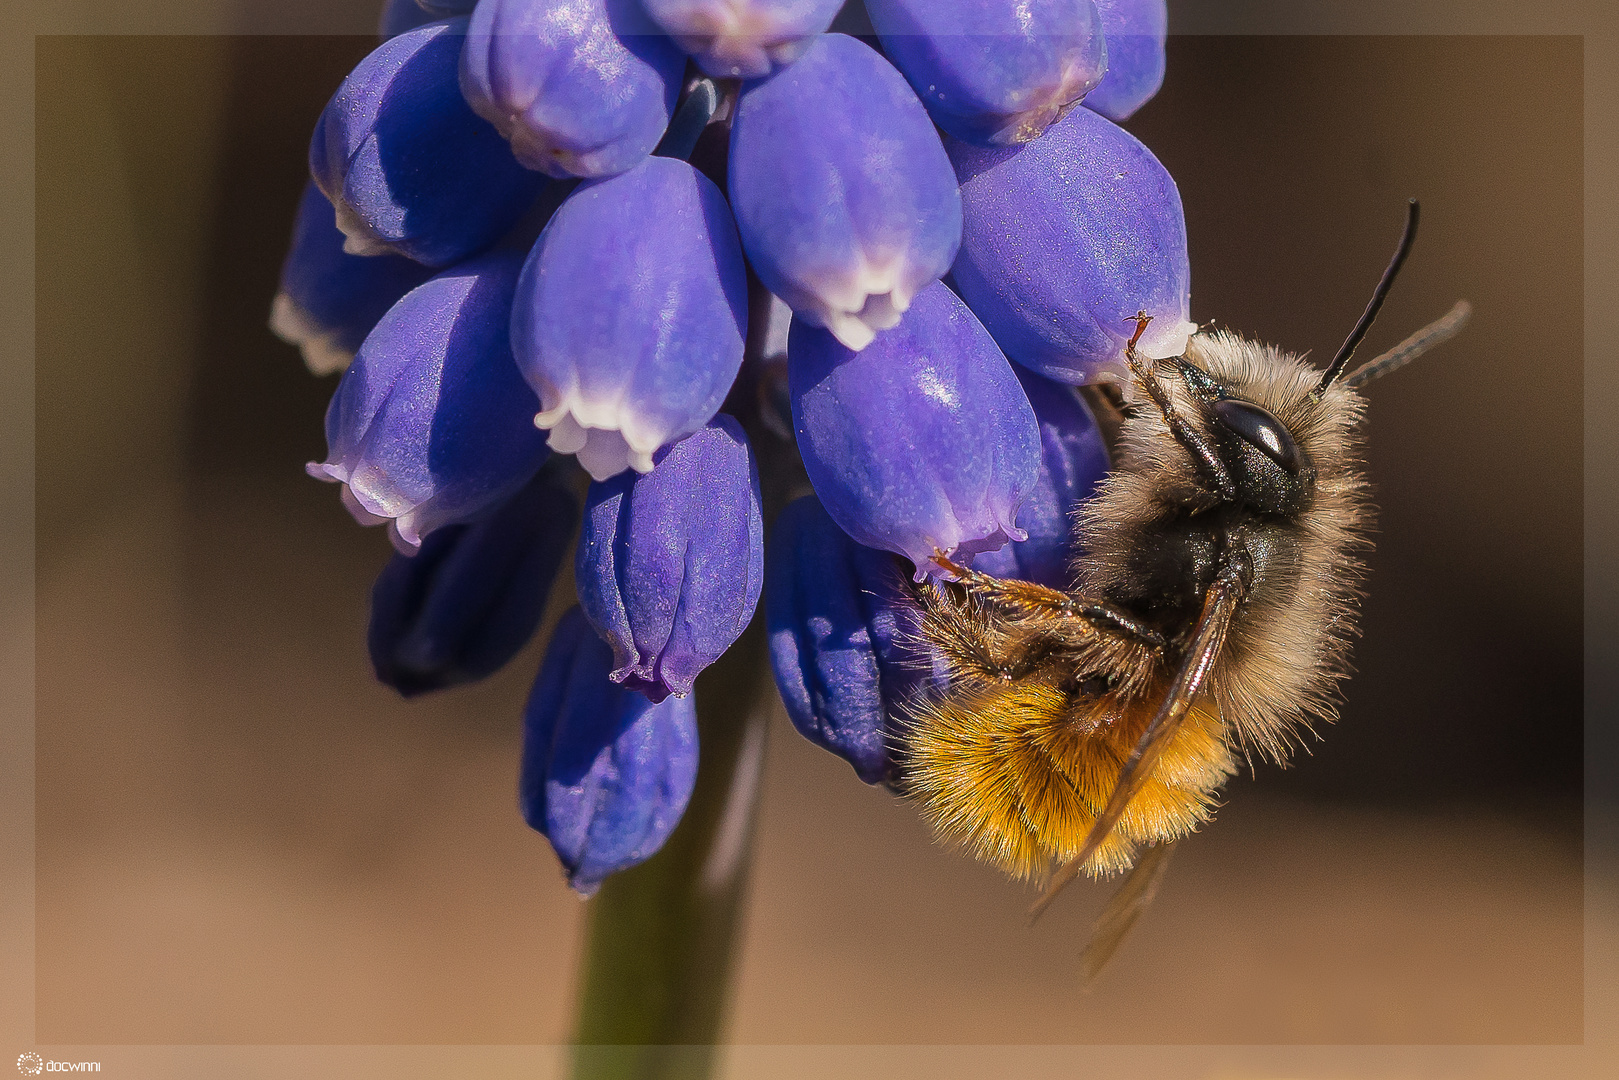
left=273, top=0, right=1183, bottom=894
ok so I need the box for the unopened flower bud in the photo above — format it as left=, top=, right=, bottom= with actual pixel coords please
left=866, top=0, right=1107, bottom=146
left=948, top=104, right=1193, bottom=384
left=461, top=0, right=686, bottom=179
left=521, top=607, right=700, bottom=895
left=307, top=252, right=550, bottom=551
left=309, top=19, right=545, bottom=266
left=766, top=495, right=941, bottom=785
left=1084, top=0, right=1167, bottom=122
left=642, top=0, right=842, bottom=78
left=970, top=366, right=1108, bottom=587
left=729, top=33, right=962, bottom=351
left=368, top=466, right=579, bottom=697
left=788, top=280, right=1041, bottom=576
left=512, top=156, right=749, bottom=481
left=270, top=181, right=435, bottom=376
left=576, top=418, right=764, bottom=703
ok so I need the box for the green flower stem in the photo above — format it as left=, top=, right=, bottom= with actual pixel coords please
left=569, top=618, right=772, bottom=1080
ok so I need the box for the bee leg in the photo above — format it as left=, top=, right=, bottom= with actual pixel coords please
left=932, top=555, right=1165, bottom=649
left=1077, top=839, right=1180, bottom=983
left=1120, top=312, right=1237, bottom=502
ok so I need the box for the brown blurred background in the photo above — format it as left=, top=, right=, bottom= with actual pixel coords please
left=14, top=9, right=1618, bottom=1080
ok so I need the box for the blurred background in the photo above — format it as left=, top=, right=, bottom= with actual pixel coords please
left=9, top=2, right=1617, bottom=1078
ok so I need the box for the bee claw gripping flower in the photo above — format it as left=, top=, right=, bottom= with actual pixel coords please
left=309, top=18, right=546, bottom=267
left=642, top=0, right=843, bottom=78
left=522, top=607, right=701, bottom=895
left=729, top=32, right=963, bottom=352
left=865, top=0, right=1107, bottom=147
left=368, top=466, right=580, bottom=697
left=307, top=251, right=551, bottom=552
left=947, top=103, right=1194, bottom=384
left=512, top=156, right=749, bottom=482
left=461, top=0, right=687, bottom=179
left=576, top=417, right=765, bottom=704
left=788, top=280, right=1041, bottom=576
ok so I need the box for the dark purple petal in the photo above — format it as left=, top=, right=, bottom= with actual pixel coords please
left=307, top=251, right=551, bottom=551
left=512, top=156, right=749, bottom=481
left=461, top=0, right=685, bottom=178
left=1085, top=0, right=1167, bottom=122
left=309, top=19, right=545, bottom=267
left=867, top=0, right=1106, bottom=146
left=766, top=495, right=943, bottom=785
left=643, top=0, right=842, bottom=78
left=368, top=465, right=579, bottom=696
left=729, top=33, right=962, bottom=351
left=947, top=104, right=1193, bottom=384
left=576, top=418, right=764, bottom=703
left=787, top=280, right=1041, bottom=577
left=270, top=181, right=435, bottom=375
left=521, top=607, right=700, bottom=895
left=971, top=366, right=1109, bottom=587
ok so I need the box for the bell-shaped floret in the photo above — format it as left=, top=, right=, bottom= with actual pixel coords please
left=307, top=252, right=551, bottom=552
left=970, top=367, right=1109, bottom=588
left=866, top=0, right=1106, bottom=146
left=1084, top=0, right=1166, bottom=121
left=368, top=465, right=579, bottom=697
left=948, top=104, right=1193, bottom=384
left=512, top=156, right=749, bottom=481
left=766, top=495, right=943, bottom=786
left=643, top=0, right=842, bottom=78
left=270, top=181, right=435, bottom=376
left=576, top=418, right=764, bottom=703
left=309, top=19, right=545, bottom=266
left=460, top=0, right=686, bottom=179
left=729, top=33, right=963, bottom=352
left=788, top=280, right=1041, bottom=577
left=521, top=607, right=700, bottom=895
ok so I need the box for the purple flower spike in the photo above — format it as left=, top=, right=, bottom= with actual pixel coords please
left=270, top=181, right=435, bottom=376
left=642, top=0, right=842, bottom=78
left=461, top=0, right=686, bottom=179
left=513, top=156, right=749, bottom=482
left=522, top=607, right=700, bottom=895
left=729, top=33, right=963, bottom=351
left=576, top=418, right=764, bottom=704
left=866, top=0, right=1107, bottom=147
left=307, top=252, right=551, bottom=552
left=766, top=495, right=942, bottom=786
left=309, top=20, right=546, bottom=267
left=788, top=280, right=1041, bottom=578
left=1085, top=0, right=1167, bottom=122
left=368, top=465, right=579, bottom=697
left=971, top=367, right=1108, bottom=588
left=947, top=105, right=1194, bottom=384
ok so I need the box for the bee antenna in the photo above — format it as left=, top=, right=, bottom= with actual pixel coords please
left=1314, top=198, right=1420, bottom=397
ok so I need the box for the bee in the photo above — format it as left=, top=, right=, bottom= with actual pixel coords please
left=900, top=201, right=1471, bottom=976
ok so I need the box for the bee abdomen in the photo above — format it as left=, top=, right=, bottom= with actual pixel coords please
left=902, top=681, right=1236, bottom=881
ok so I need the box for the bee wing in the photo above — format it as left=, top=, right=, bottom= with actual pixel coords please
left=1029, top=569, right=1244, bottom=922
left=1079, top=839, right=1179, bottom=984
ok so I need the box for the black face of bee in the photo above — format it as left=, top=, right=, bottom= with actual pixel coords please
left=1171, top=358, right=1317, bottom=518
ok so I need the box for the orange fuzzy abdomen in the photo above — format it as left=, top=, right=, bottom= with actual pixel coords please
left=903, top=681, right=1236, bottom=880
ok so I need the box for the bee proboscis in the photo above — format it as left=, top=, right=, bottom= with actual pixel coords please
left=901, top=201, right=1471, bottom=977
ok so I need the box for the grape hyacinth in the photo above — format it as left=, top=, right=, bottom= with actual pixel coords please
left=276, top=0, right=1181, bottom=1035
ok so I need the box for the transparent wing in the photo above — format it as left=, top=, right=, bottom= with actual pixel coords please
left=1079, top=839, right=1179, bottom=984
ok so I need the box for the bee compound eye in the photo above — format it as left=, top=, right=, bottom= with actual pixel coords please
left=1210, top=399, right=1306, bottom=473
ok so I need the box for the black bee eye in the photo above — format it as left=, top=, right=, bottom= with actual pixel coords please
left=1211, top=399, right=1305, bottom=473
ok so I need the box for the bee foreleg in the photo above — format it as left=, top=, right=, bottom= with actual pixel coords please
left=932, top=555, right=1164, bottom=649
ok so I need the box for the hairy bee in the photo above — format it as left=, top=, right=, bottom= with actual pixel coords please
left=900, top=202, right=1470, bottom=974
